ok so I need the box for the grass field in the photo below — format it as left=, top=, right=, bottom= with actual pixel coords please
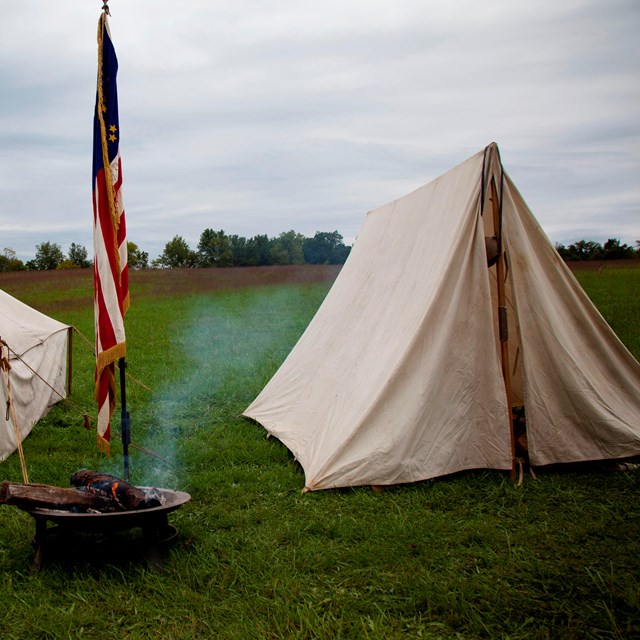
left=0, top=263, right=639, bottom=640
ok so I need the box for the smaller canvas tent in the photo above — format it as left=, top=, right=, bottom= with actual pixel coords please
left=0, top=290, right=70, bottom=461
left=244, top=143, right=640, bottom=491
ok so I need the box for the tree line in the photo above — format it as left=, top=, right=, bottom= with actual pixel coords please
left=2, top=233, right=638, bottom=273
left=554, top=238, right=639, bottom=261
left=0, top=229, right=351, bottom=272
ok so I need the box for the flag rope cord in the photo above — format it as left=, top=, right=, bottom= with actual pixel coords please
left=2, top=340, right=89, bottom=419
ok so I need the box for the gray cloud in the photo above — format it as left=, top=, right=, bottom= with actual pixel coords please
left=1, top=0, right=638, bottom=261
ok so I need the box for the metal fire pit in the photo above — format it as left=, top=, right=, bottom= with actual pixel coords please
left=20, top=488, right=191, bottom=572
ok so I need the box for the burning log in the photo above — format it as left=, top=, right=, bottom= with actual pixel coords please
left=0, top=481, right=113, bottom=512
left=0, top=471, right=163, bottom=514
left=70, top=470, right=162, bottom=511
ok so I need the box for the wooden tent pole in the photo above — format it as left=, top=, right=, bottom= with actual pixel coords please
left=490, top=178, right=517, bottom=480
left=0, top=339, right=29, bottom=483
left=66, top=326, right=73, bottom=396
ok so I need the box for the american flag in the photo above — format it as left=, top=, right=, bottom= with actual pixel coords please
left=93, top=13, right=129, bottom=455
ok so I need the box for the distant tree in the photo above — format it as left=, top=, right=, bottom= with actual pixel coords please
left=57, top=259, right=80, bottom=270
left=34, top=241, right=64, bottom=270
left=245, top=234, right=272, bottom=266
left=555, top=243, right=570, bottom=260
left=68, top=242, right=91, bottom=268
left=563, top=240, right=602, bottom=261
left=557, top=238, right=638, bottom=262
left=303, top=231, right=350, bottom=264
left=0, top=247, right=25, bottom=272
left=228, top=234, right=249, bottom=266
left=270, top=230, right=305, bottom=265
left=153, top=235, right=197, bottom=268
left=601, top=238, right=635, bottom=260
left=269, top=245, right=288, bottom=265
left=198, top=229, right=233, bottom=267
left=127, top=241, right=149, bottom=270
left=330, top=242, right=351, bottom=264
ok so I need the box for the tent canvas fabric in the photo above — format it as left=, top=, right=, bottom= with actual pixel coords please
left=243, top=143, right=640, bottom=491
left=0, top=290, right=70, bottom=462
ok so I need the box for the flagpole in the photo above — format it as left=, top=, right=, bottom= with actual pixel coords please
left=119, top=357, right=131, bottom=481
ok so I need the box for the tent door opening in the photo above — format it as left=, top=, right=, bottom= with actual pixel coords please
left=483, top=175, right=522, bottom=479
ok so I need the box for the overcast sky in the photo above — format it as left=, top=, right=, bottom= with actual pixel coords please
left=1, top=0, right=638, bottom=261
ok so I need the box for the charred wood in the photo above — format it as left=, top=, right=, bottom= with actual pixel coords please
left=70, top=470, right=162, bottom=510
left=0, top=481, right=113, bottom=512
left=0, top=472, right=162, bottom=514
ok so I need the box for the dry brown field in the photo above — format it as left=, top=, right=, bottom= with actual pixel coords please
left=566, top=258, right=640, bottom=271
left=0, top=264, right=343, bottom=313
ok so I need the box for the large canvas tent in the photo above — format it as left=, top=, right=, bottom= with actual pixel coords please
left=0, top=290, right=70, bottom=461
left=244, top=143, right=640, bottom=491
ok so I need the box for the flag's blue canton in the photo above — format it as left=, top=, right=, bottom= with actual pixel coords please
left=93, top=25, right=120, bottom=180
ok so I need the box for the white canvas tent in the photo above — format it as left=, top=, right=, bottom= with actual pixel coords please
left=0, top=289, right=70, bottom=462
left=244, top=143, right=640, bottom=491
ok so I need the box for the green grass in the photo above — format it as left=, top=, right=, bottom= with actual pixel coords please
left=572, top=267, right=640, bottom=357
left=0, top=265, right=639, bottom=640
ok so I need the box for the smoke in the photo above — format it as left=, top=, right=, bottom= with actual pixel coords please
left=127, top=285, right=314, bottom=489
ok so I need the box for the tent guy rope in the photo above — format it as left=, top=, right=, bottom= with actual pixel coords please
left=3, top=328, right=170, bottom=470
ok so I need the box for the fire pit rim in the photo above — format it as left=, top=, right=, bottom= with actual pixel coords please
left=20, top=487, right=191, bottom=522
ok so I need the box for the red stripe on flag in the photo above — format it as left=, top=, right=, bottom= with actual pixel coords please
left=94, top=264, right=118, bottom=356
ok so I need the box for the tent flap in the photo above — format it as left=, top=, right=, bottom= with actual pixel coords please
left=502, top=177, right=640, bottom=466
